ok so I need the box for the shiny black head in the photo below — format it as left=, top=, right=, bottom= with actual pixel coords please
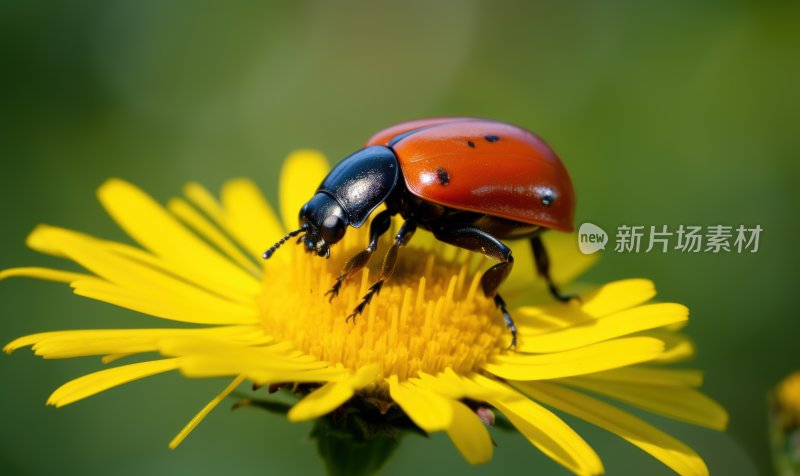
left=262, top=192, right=347, bottom=260
left=297, top=193, right=348, bottom=258
left=263, top=145, right=400, bottom=261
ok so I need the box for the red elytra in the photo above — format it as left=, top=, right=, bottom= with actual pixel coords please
left=366, top=118, right=575, bottom=232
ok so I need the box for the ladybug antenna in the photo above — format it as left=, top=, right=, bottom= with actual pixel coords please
left=263, top=224, right=307, bottom=260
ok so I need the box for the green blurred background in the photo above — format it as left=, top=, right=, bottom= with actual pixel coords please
left=1, top=1, right=797, bottom=474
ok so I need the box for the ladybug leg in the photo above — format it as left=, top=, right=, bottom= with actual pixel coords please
left=493, top=294, right=517, bottom=350
left=431, top=223, right=517, bottom=349
left=347, top=218, right=417, bottom=323
left=325, top=210, right=393, bottom=302
left=529, top=235, right=575, bottom=302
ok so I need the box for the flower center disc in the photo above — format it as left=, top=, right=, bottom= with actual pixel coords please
left=257, top=226, right=506, bottom=382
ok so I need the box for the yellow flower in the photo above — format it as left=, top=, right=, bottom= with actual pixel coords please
left=771, top=372, right=800, bottom=474
left=777, top=371, right=800, bottom=427
left=3, top=151, right=727, bottom=475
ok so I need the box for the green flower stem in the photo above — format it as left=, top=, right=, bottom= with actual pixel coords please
left=310, top=397, right=424, bottom=476
left=313, top=416, right=401, bottom=476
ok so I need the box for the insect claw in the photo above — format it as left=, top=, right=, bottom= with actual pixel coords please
left=325, top=289, right=338, bottom=303
left=325, top=278, right=345, bottom=302
left=345, top=311, right=359, bottom=324
left=505, top=338, right=517, bottom=352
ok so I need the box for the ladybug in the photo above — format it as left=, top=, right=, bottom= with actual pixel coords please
left=264, top=118, right=575, bottom=347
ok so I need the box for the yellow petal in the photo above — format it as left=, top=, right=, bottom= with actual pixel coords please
left=387, top=375, right=452, bottom=431
left=101, top=353, right=133, bottom=364
left=160, top=339, right=319, bottom=371
left=278, top=150, right=329, bottom=231
left=168, top=198, right=261, bottom=275
left=517, top=303, right=688, bottom=353
left=71, top=278, right=258, bottom=325
left=486, top=337, right=664, bottom=381
left=157, top=337, right=289, bottom=358
left=474, top=376, right=602, bottom=475
left=169, top=375, right=245, bottom=449
left=288, top=364, right=379, bottom=421
left=559, top=377, right=728, bottom=430
left=288, top=381, right=353, bottom=421
left=164, top=341, right=344, bottom=384
left=182, top=182, right=226, bottom=224
left=580, top=366, right=703, bottom=387
left=27, top=225, right=258, bottom=323
left=47, top=358, right=181, bottom=407
left=514, top=304, right=588, bottom=335
left=348, top=363, right=380, bottom=387
left=178, top=357, right=342, bottom=385
left=29, top=224, right=255, bottom=308
left=542, top=232, right=599, bottom=285
left=97, top=179, right=260, bottom=299
left=580, top=279, right=656, bottom=317
left=413, top=368, right=501, bottom=401
left=638, top=330, right=695, bottom=363
left=517, top=381, right=709, bottom=476
left=504, top=238, right=539, bottom=293
left=185, top=362, right=344, bottom=386
left=445, top=399, right=493, bottom=465
left=0, top=267, right=92, bottom=284
left=219, top=179, right=286, bottom=260
left=25, top=224, right=66, bottom=257
left=4, top=326, right=264, bottom=358
left=184, top=179, right=276, bottom=261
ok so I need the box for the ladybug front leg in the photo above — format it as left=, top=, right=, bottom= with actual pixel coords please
left=326, top=209, right=393, bottom=302
left=529, top=235, right=575, bottom=302
left=431, top=223, right=517, bottom=349
left=346, top=217, right=417, bottom=323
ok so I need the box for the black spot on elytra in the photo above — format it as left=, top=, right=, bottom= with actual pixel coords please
left=484, top=135, right=500, bottom=143
left=467, top=140, right=476, bottom=148
left=436, top=167, right=450, bottom=186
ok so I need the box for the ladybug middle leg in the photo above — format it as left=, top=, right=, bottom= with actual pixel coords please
left=326, top=209, right=393, bottom=302
left=529, top=235, right=574, bottom=302
left=346, top=217, right=417, bottom=323
left=432, top=223, right=518, bottom=349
